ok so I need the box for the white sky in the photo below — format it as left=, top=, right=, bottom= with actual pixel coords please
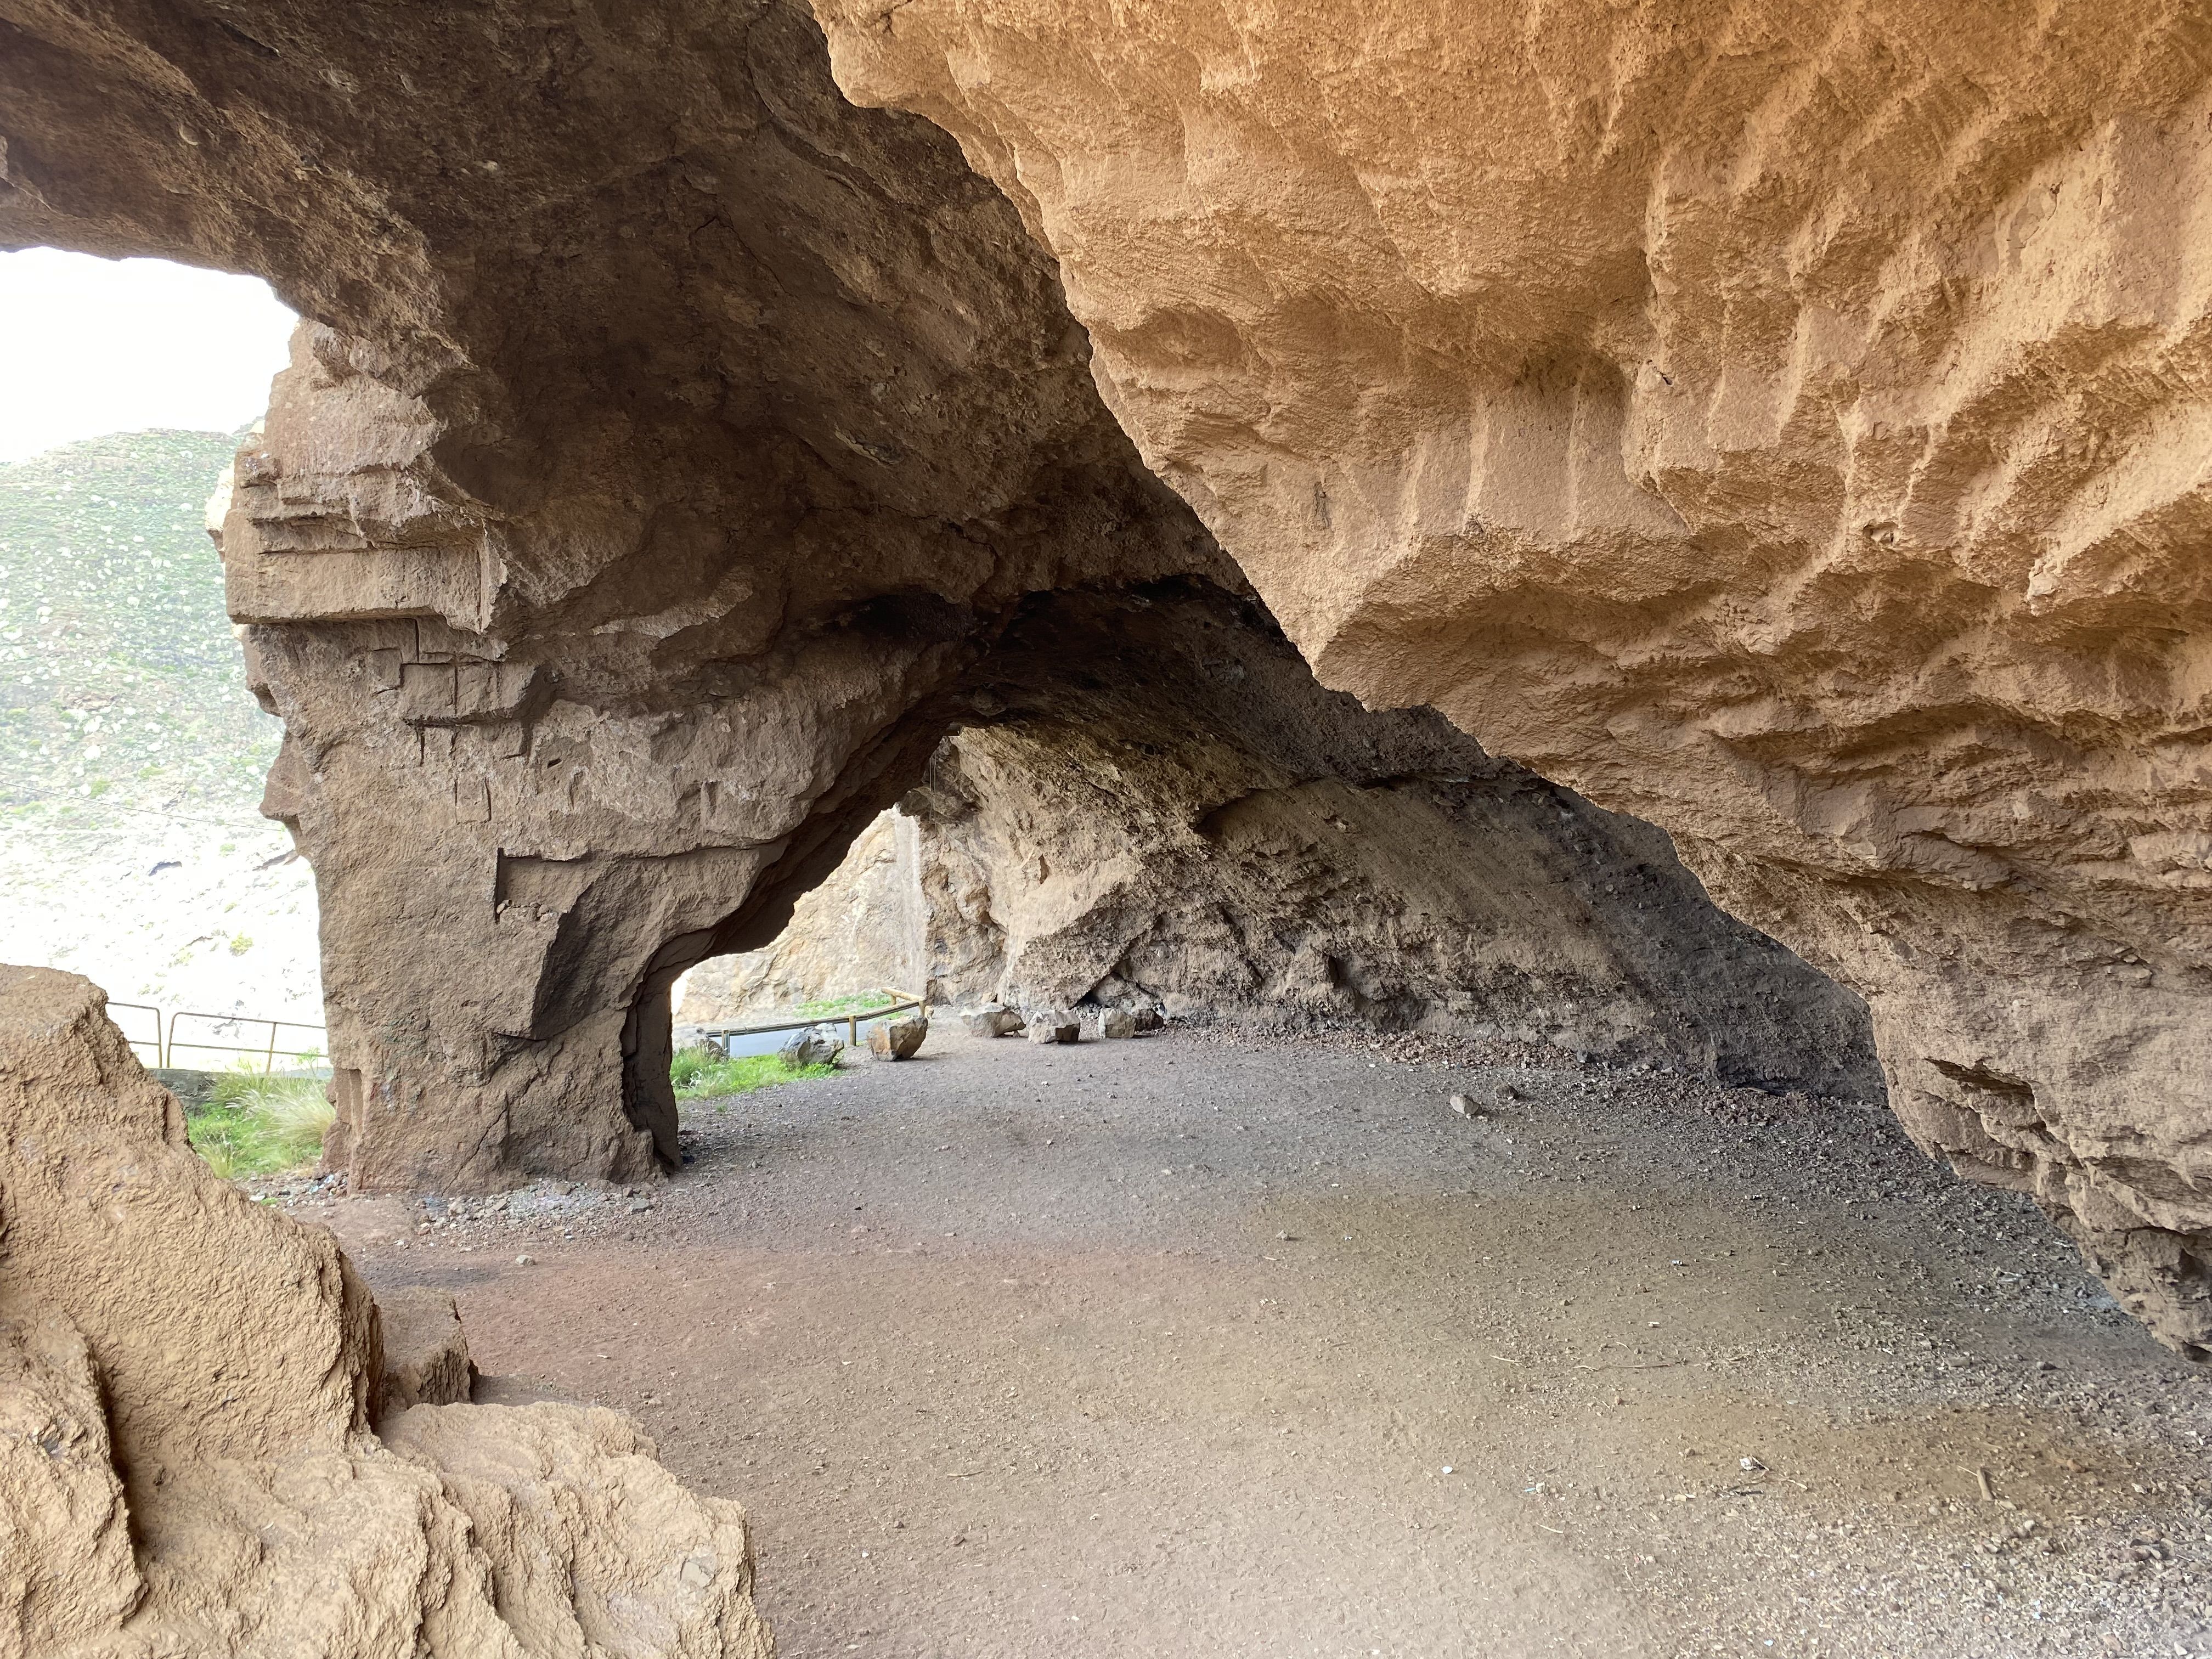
left=0, top=247, right=297, bottom=464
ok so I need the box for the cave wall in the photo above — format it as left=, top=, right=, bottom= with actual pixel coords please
left=692, top=585, right=1878, bottom=1096
left=4, top=0, right=2210, bottom=1350
left=0, top=0, right=1224, bottom=1190
left=807, top=0, right=2212, bottom=1355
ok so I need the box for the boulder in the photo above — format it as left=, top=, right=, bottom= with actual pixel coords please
left=0, top=966, right=774, bottom=1658
left=867, top=1012, right=929, bottom=1059
left=381, top=1402, right=765, bottom=1654
left=1093, top=1007, right=1138, bottom=1040
left=374, top=1286, right=476, bottom=1421
left=961, top=1003, right=1026, bottom=1038
left=778, top=1025, right=845, bottom=1068
left=1024, top=1010, right=1081, bottom=1044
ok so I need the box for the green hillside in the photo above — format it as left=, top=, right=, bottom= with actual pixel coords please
left=0, top=429, right=280, bottom=823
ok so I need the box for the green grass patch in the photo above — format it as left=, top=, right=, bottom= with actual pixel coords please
left=186, top=1070, right=335, bottom=1179
left=792, top=990, right=898, bottom=1018
left=671, top=1047, right=837, bottom=1101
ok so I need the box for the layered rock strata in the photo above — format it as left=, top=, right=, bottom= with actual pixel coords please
left=809, top=0, right=2212, bottom=1355
left=4, top=0, right=2210, bottom=1352
left=0, top=0, right=1221, bottom=1192
left=688, top=585, right=1881, bottom=1097
left=0, top=965, right=769, bottom=1657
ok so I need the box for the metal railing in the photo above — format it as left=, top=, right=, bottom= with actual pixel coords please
left=108, top=1002, right=166, bottom=1068
left=108, top=1001, right=328, bottom=1073
left=696, top=988, right=928, bottom=1051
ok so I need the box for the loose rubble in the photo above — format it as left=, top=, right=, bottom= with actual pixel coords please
left=1023, top=1009, right=1081, bottom=1045
left=778, top=1025, right=845, bottom=1068
left=960, top=1002, right=1026, bottom=1038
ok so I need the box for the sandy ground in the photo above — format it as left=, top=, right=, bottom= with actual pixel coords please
left=312, top=1025, right=2212, bottom=1659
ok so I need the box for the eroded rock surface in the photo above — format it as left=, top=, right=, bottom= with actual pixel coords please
left=0, top=0, right=1221, bottom=1193
left=690, top=586, right=1878, bottom=1093
left=5, top=0, right=2209, bottom=1351
left=0, top=966, right=770, bottom=1657
left=810, top=0, right=2212, bottom=1353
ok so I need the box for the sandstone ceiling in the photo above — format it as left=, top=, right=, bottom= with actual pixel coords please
left=806, top=0, right=2212, bottom=1354
left=1, top=0, right=2208, bottom=1356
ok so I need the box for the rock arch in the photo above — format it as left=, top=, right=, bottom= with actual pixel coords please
left=3, top=0, right=2209, bottom=1353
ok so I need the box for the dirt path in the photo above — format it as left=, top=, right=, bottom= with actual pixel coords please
left=321, top=1027, right=2212, bottom=1658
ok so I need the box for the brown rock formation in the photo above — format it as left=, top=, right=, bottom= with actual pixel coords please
left=0, top=965, right=771, bottom=1657
left=809, top=1, right=2212, bottom=1355
left=5, top=0, right=2209, bottom=1352
left=691, top=585, right=1879, bottom=1095
left=1, top=0, right=1220, bottom=1192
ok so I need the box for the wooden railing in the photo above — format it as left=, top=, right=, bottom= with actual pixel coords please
left=693, top=988, right=928, bottom=1052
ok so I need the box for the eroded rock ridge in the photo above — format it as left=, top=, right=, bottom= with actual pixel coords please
left=809, top=0, right=2212, bottom=1354
left=0, top=966, right=770, bottom=1657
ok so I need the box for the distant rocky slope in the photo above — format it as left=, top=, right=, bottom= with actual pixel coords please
left=0, top=431, right=319, bottom=1026
left=0, top=429, right=275, bottom=815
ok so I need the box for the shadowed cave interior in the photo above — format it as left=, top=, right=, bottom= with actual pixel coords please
left=6, top=0, right=2212, bottom=1654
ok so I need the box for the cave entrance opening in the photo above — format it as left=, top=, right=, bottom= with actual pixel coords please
left=670, top=808, right=930, bottom=1063
left=641, top=579, right=1888, bottom=1118
left=0, top=245, right=320, bottom=1091
left=613, top=577, right=1891, bottom=1211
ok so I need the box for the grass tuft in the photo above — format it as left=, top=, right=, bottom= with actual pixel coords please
left=792, top=990, right=898, bottom=1018
left=186, top=1069, right=336, bottom=1177
left=671, top=1047, right=836, bottom=1100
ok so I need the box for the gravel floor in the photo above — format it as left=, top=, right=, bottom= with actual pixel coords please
left=299, top=1023, right=2212, bottom=1658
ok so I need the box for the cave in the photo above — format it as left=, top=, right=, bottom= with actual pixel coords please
left=679, top=577, right=1880, bottom=1097
left=5, top=0, right=2212, bottom=1652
